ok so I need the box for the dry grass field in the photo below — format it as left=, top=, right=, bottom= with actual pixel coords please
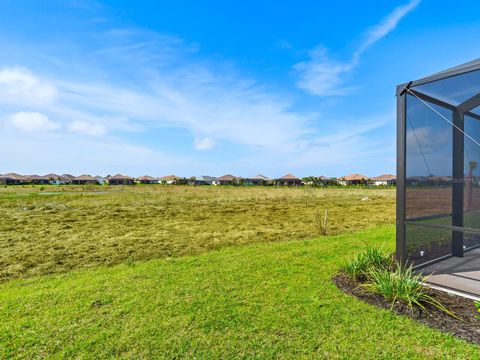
left=0, top=185, right=395, bottom=281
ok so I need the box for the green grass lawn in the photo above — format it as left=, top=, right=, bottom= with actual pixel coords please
left=1, top=226, right=478, bottom=358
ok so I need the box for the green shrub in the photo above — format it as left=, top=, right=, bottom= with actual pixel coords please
left=365, top=265, right=458, bottom=318
left=475, top=301, right=480, bottom=320
left=343, top=246, right=393, bottom=281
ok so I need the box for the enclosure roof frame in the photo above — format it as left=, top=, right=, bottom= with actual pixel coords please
left=407, top=58, right=480, bottom=88
left=396, top=58, right=480, bottom=117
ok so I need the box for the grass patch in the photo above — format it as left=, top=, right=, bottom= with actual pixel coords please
left=1, top=226, right=479, bottom=358
left=343, top=246, right=393, bottom=281
left=0, top=185, right=395, bottom=281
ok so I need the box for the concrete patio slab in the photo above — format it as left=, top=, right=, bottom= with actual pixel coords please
left=419, top=248, right=480, bottom=300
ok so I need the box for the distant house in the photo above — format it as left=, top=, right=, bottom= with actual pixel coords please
left=136, top=175, right=158, bottom=184
left=72, top=175, right=99, bottom=185
left=61, top=174, right=75, bottom=184
left=245, top=174, right=271, bottom=186
left=276, top=174, right=303, bottom=186
left=108, top=174, right=135, bottom=185
left=27, top=175, right=50, bottom=185
left=217, top=174, right=239, bottom=185
left=193, top=176, right=219, bottom=185
left=93, top=176, right=106, bottom=185
left=371, top=174, right=396, bottom=186
left=318, top=176, right=338, bottom=186
left=0, top=173, right=31, bottom=185
left=338, top=173, right=370, bottom=186
left=43, top=173, right=68, bottom=185
left=158, top=175, right=180, bottom=184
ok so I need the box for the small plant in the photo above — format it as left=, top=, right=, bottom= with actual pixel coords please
left=365, top=265, right=459, bottom=319
left=126, top=256, right=136, bottom=267
left=343, top=246, right=392, bottom=281
left=313, top=208, right=328, bottom=235
left=475, top=301, right=480, bottom=319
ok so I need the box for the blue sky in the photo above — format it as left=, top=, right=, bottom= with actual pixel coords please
left=1, top=0, right=480, bottom=178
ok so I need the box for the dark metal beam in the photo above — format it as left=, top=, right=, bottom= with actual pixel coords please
left=409, top=89, right=480, bottom=121
left=452, top=109, right=464, bottom=257
left=409, top=59, right=480, bottom=88
left=458, top=92, right=480, bottom=114
left=408, top=89, right=456, bottom=110
left=396, top=92, right=407, bottom=265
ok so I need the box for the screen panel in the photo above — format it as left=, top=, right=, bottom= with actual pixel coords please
left=406, top=223, right=452, bottom=266
left=405, top=94, right=452, bottom=220
left=413, top=69, right=480, bottom=107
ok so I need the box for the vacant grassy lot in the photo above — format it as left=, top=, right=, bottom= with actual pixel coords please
left=0, top=185, right=395, bottom=281
left=1, top=226, right=479, bottom=358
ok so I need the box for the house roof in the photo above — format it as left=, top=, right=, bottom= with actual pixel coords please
left=137, top=175, right=157, bottom=181
left=61, top=174, right=75, bottom=179
left=218, top=174, right=238, bottom=181
left=109, top=174, right=134, bottom=180
left=43, top=173, right=62, bottom=180
left=427, top=175, right=452, bottom=182
left=279, top=173, right=300, bottom=180
left=341, top=173, right=370, bottom=181
left=197, top=176, right=218, bottom=181
left=248, top=174, right=271, bottom=181
left=159, top=175, right=180, bottom=181
left=407, top=176, right=427, bottom=181
left=0, top=173, right=30, bottom=180
left=372, top=174, right=396, bottom=181
left=73, top=174, right=97, bottom=181
left=27, top=174, right=49, bottom=180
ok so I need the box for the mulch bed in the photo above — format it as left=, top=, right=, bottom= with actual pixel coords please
left=332, top=273, right=480, bottom=344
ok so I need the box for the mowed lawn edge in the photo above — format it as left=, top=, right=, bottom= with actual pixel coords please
left=1, top=225, right=478, bottom=359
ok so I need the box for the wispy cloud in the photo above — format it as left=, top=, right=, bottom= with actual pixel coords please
left=354, top=0, right=421, bottom=61
left=194, top=137, right=215, bottom=150
left=293, top=47, right=355, bottom=96
left=0, top=67, right=57, bottom=106
left=7, top=111, right=59, bottom=132
left=294, top=0, right=420, bottom=96
left=69, top=120, right=106, bottom=136
left=0, top=50, right=316, bottom=151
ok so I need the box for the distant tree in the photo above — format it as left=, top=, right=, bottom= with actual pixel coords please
left=233, top=177, right=245, bottom=186
left=176, top=177, right=189, bottom=185
left=303, top=176, right=323, bottom=186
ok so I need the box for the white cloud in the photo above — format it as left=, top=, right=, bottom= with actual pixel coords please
left=293, top=47, right=354, bottom=96
left=0, top=67, right=57, bottom=106
left=7, top=111, right=59, bottom=132
left=39, top=65, right=314, bottom=150
left=68, top=120, right=107, bottom=136
left=355, top=0, right=421, bottom=60
left=194, top=137, right=215, bottom=150
left=294, top=0, right=420, bottom=96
